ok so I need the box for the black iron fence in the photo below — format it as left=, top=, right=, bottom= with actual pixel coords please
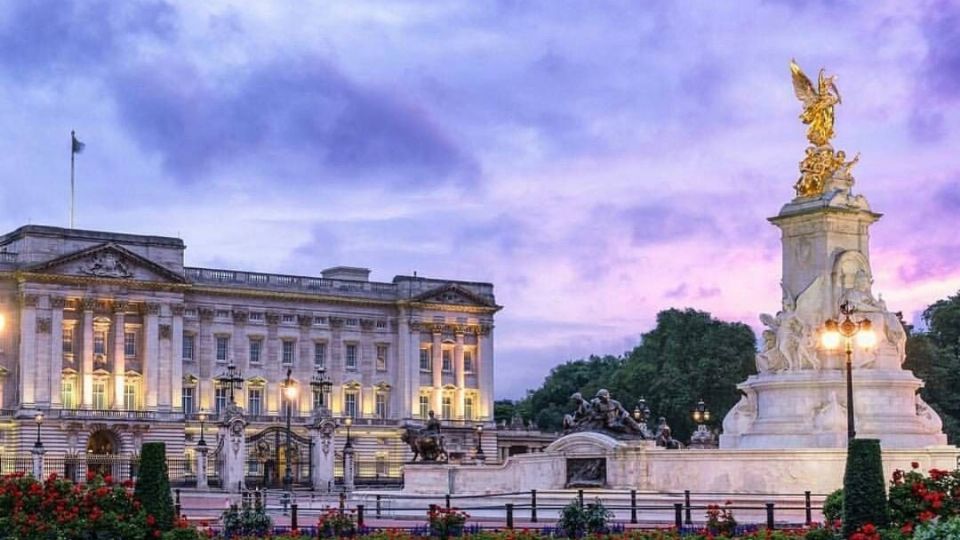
left=0, top=453, right=222, bottom=488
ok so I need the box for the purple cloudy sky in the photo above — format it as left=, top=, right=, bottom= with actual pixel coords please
left=1, top=1, right=958, bottom=398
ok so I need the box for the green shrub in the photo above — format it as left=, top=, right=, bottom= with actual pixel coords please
left=556, top=497, right=612, bottom=538
left=222, top=497, right=273, bottom=538
left=841, top=439, right=888, bottom=538
left=134, top=442, right=176, bottom=531
left=804, top=526, right=839, bottom=540
left=914, top=515, right=960, bottom=539
left=823, top=488, right=843, bottom=524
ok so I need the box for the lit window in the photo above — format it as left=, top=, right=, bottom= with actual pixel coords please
left=344, top=392, right=358, bottom=418
left=442, top=350, right=452, bottom=372
left=345, top=344, right=358, bottom=370
left=182, top=387, right=195, bottom=415
left=442, top=396, right=452, bottom=419
left=464, top=396, right=474, bottom=421
left=464, top=350, right=474, bottom=373
left=124, top=380, right=138, bottom=410
left=215, top=387, right=228, bottom=415
left=216, top=336, right=229, bottom=362
left=419, top=348, right=431, bottom=371
left=376, top=345, right=388, bottom=371
left=61, top=379, right=76, bottom=409
left=62, top=327, right=74, bottom=355
left=314, top=342, right=326, bottom=368
left=249, top=338, right=263, bottom=364
left=376, top=392, right=388, bottom=418
left=248, top=389, right=262, bottom=417
left=183, top=334, right=195, bottom=361
left=93, top=331, right=106, bottom=355
left=282, top=340, right=295, bottom=366
left=124, top=331, right=137, bottom=357
left=419, top=395, right=429, bottom=418
left=92, top=381, right=107, bottom=409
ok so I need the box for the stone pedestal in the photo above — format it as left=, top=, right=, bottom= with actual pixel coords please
left=309, top=414, right=337, bottom=491
left=343, top=444, right=355, bottom=492
left=31, top=446, right=45, bottom=479
left=195, top=443, right=209, bottom=490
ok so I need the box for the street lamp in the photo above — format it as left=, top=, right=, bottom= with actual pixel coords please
left=691, top=398, right=711, bottom=425
left=282, top=368, right=298, bottom=491
left=308, top=367, right=333, bottom=411
left=34, top=413, right=43, bottom=449
left=474, top=424, right=485, bottom=462
left=821, top=300, right=877, bottom=441
left=343, top=416, right=353, bottom=449
left=215, top=362, right=245, bottom=404
left=197, top=409, right=208, bottom=447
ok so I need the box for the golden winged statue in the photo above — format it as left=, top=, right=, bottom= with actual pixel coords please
left=790, top=59, right=841, bottom=147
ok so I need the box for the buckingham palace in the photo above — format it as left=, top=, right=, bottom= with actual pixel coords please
left=0, top=224, right=499, bottom=487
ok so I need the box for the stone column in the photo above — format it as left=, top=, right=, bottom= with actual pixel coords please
left=219, top=412, right=247, bottom=493
left=397, top=311, right=413, bottom=418
left=431, top=327, right=442, bottom=415
left=478, top=324, right=495, bottom=420
left=18, top=293, right=39, bottom=407
left=454, top=328, right=465, bottom=420
left=112, top=301, right=127, bottom=410
left=34, top=300, right=52, bottom=407
left=144, top=303, right=160, bottom=410
left=49, top=297, right=66, bottom=407
left=310, top=415, right=337, bottom=491
left=31, top=444, right=45, bottom=479
left=171, top=305, right=184, bottom=412
left=81, top=299, right=96, bottom=408
left=195, top=443, right=209, bottom=490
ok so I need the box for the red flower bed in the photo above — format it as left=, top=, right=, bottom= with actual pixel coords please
left=888, top=461, right=960, bottom=530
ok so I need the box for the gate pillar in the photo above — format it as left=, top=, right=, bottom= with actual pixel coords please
left=219, top=403, right=247, bottom=493
left=309, top=408, right=337, bottom=491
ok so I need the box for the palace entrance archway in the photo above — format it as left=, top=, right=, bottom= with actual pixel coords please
left=86, top=429, right=120, bottom=479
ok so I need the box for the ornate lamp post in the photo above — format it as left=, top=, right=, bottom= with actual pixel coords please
left=308, top=367, right=333, bottom=412
left=343, top=416, right=353, bottom=449
left=197, top=409, right=208, bottom=447
left=282, top=368, right=298, bottom=491
left=821, top=301, right=876, bottom=441
left=215, top=362, right=245, bottom=404
left=474, top=424, right=485, bottom=463
left=633, top=397, right=652, bottom=430
left=34, top=412, right=44, bottom=449
left=691, top=398, right=711, bottom=426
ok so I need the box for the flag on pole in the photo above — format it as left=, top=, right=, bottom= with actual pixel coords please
left=72, top=131, right=85, bottom=154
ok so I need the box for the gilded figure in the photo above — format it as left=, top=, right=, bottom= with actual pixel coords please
left=790, top=59, right=841, bottom=147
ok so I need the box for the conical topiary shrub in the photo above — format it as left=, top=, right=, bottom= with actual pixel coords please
left=842, top=438, right=888, bottom=537
left=134, top=442, right=175, bottom=531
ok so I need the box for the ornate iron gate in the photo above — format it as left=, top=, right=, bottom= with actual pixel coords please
left=245, top=426, right=313, bottom=489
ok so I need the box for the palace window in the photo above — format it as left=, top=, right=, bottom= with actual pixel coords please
left=464, top=350, right=474, bottom=373
left=419, top=395, right=430, bottom=419
left=93, top=331, right=106, bottom=355
left=92, top=381, right=107, bottom=409
left=442, top=350, right=452, bottom=372
left=216, top=336, right=229, bottom=363
left=282, top=340, right=295, bottom=366
left=124, top=331, right=137, bottom=357
left=442, top=396, right=452, bottom=419
left=345, top=318, right=358, bottom=327
left=182, top=387, right=195, bottom=415
left=282, top=314, right=296, bottom=324
left=249, top=312, right=264, bottom=322
left=215, top=387, right=229, bottom=415
left=345, top=344, right=358, bottom=370
left=376, top=320, right=387, bottom=329
left=375, top=392, right=388, bottom=419
left=62, top=327, right=74, bottom=356
left=124, top=380, right=138, bottom=410
left=376, top=345, right=388, bottom=371
left=376, top=455, right=388, bottom=476
left=314, top=342, right=326, bottom=368
left=216, top=310, right=230, bottom=319
left=344, top=391, right=358, bottom=418
left=419, top=348, right=431, bottom=371
left=61, top=379, right=76, bottom=409
left=183, top=334, right=195, bottom=361
left=248, top=388, right=262, bottom=417
left=464, top=396, right=474, bottom=421
left=312, top=388, right=325, bottom=411
left=249, top=338, right=263, bottom=364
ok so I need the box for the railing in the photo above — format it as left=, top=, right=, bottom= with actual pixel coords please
left=0, top=252, right=16, bottom=264
left=57, top=409, right=157, bottom=420
left=184, top=267, right=398, bottom=297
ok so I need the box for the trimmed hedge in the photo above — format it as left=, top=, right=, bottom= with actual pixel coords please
left=842, top=438, right=888, bottom=537
left=135, top=442, right=176, bottom=531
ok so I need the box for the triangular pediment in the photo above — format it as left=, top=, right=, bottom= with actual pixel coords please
left=25, top=243, right=186, bottom=283
left=411, top=284, right=495, bottom=307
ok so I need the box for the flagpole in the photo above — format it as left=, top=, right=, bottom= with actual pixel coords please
left=70, top=130, right=75, bottom=229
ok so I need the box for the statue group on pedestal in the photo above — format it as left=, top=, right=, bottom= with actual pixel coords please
left=402, top=411, right=448, bottom=462
left=561, top=389, right=682, bottom=448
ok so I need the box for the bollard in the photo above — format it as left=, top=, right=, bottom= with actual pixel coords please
left=684, top=490, right=692, bottom=525
left=339, top=492, right=346, bottom=512
left=291, top=503, right=298, bottom=530
left=674, top=503, right=683, bottom=530
left=531, top=489, right=538, bottom=523
left=174, top=502, right=181, bottom=519
left=578, top=489, right=584, bottom=508
left=445, top=493, right=451, bottom=509
left=175, top=488, right=181, bottom=506
left=506, top=503, right=514, bottom=529
left=766, top=502, right=775, bottom=530
left=376, top=494, right=382, bottom=519
left=630, top=489, right=637, bottom=524
left=357, top=504, right=365, bottom=528
left=804, top=491, right=812, bottom=525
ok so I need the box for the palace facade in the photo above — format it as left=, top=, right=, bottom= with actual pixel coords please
left=0, top=225, right=498, bottom=483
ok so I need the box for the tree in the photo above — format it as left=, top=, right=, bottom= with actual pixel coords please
left=842, top=439, right=888, bottom=537
left=518, top=355, right=621, bottom=432
left=494, top=399, right=518, bottom=426
left=135, top=442, right=175, bottom=531
left=905, top=290, right=960, bottom=444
